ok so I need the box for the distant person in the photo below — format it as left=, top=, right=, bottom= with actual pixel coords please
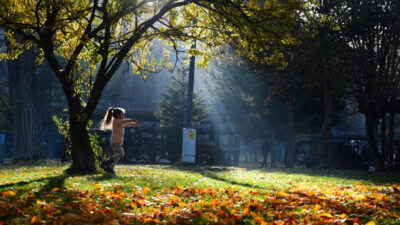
left=261, top=141, right=270, bottom=168
left=100, top=107, right=140, bottom=173
left=296, top=152, right=305, bottom=168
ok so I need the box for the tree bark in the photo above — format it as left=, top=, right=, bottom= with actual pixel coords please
left=321, top=87, right=333, bottom=168
left=286, top=103, right=295, bottom=168
left=365, top=113, right=384, bottom=171
left=66, top=96, right=96, bottom=174
left=8, top=46, right=44, bottom=160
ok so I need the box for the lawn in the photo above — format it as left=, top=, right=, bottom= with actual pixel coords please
left=0, top=162, right=399, bottom=224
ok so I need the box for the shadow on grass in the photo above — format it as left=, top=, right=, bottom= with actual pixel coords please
left=254, top=167, right=400, bottom=185
left=201, top=170, right=266, bottom=189
left=0, top=175, right=67, bottom=190
left=39, top=175, right=67, bottom=192
left=167, top=163, right=400, bottom=187
left=166, top=165, right=267, bottom=189
left=0, top=160, right=66, bottom=169
left=87, top=173, right=117, bottom=182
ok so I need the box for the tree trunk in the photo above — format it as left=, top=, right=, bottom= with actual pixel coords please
left=244, top=147, right=248, bottom=162
left=286, top=103, right=295, bottom=168
left=8, top=46, right=44, bottom=160
left=381, top=113, right=387, bottom=169
left=233, top=136, right=240, bottom=166
left=149, top=119, right=157, bottom=164
left=271, top=142, right=277, bottom=168
left=66, top=98, right=96, bottom=174
left=321, top=87, right=333, bottom=168
left=365, top=113, right=384, bottom=171
left=388, top=112, right=394, bottom=170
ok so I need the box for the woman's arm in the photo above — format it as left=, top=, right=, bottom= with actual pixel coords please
left=114, top=118, right=140, bottom=128
left=122, top=121, right=136, bottom=127
left=121, top=119, right=140, bottom=128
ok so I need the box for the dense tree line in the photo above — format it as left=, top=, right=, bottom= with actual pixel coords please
left=208, top=0, right=400, bottom=171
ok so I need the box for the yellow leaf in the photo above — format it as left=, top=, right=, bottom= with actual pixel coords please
left=277, top=191, right=287, bottom=197
left=143, top=187, right=150, bottom=194
left=365, top=221, right=376, bottom=225
left=355, top=194, right=365, bottom=201
left=52, top=187, right=60, bottom=192
left=31, top=215, right=41, bottom=224
left=318, top=212, right=332, bottom=218
left=8, top=191, right=16, bottom=196
left=313, top=204, right=322, bottom=211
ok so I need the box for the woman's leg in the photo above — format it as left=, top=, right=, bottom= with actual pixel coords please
left=110, top=144, right=124, bottom=168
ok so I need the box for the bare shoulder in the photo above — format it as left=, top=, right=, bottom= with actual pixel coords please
left=112, top=119, right=123, bottom=126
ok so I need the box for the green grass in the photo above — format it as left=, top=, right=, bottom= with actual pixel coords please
left=0, top=161, right=399, bottom=224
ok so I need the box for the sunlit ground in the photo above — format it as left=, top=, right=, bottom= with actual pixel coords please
left=0, top=161, right=399, bottom=224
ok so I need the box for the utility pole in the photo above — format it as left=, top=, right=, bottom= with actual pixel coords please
left=181, top=23, right=197, bottom=164
left=185, top=40, right=196, bottom=128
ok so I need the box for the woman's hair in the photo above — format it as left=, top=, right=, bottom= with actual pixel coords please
left=100, top=107, right=125, bottom=130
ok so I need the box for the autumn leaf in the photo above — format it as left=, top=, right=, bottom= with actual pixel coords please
left=317, top=212, right=333, bottom=218
left=30, top=216, right=41, bottom=224
left=143, top=187, right=151, bottom=194
left=277, top=191, right=288, bottom=197
left=313, top=204, right=322, bottom=211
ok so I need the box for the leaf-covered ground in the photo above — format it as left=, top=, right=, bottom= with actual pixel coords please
left=0, top=162, right=399, bottom=224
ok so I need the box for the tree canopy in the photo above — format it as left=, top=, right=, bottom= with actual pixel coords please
left=0, top=0, right=303, bottom=173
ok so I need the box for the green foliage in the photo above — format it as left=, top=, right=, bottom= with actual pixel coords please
left=53, top=110, right=105, bottom=160
left=87, top=120, right=106, bottom=161
left=0, top=0, right=304, bottom=109
left=52, top=111, right=71, bottom=156
left=155, top=62, right=207, bottom=161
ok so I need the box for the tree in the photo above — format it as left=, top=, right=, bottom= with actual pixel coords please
left=155, top=63, right=207, bottom=162
left=7, top=43, right=44, bottom=160
left=205, top=3, right=346, bottom=168
left=0, top=59, right=11, bottom=130
left=336, top=0, right=400, bottom=171
left=208, top=48, right=345, bottom=168
left=207, top=52, right=278, bottom=166
left=0, top=0, right=302, bottom=173
left=305, top=0, right=347, bottom=168
left=35, top=60, right=66, bottom=159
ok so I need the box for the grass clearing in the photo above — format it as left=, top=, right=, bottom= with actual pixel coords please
left=0, top=162, right=399, bottom=224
